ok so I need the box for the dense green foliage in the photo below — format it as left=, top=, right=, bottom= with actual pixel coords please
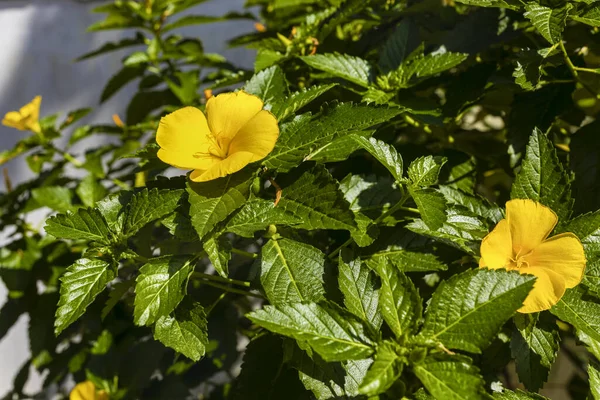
left=2, top=0, right=600, bottom=398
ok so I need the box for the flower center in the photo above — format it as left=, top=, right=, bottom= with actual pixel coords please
left=509, top=247, right=532, bottom=269
left=193, top=131, right=229, bottom=160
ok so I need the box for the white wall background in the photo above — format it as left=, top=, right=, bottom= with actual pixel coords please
left=0, top=0, right=254, bottom=396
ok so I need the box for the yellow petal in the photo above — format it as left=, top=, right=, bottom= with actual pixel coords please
left=526, top=232, right=586, bottom=289
left=479, top=219, right=513, bottom=269
left=2, top=111, right=26, bottom=129
left=21, top=95, right=41, bottom=122
left=206, top=91, right=263, bottom=145
left=506, top=199, right=557, bottom=256
left=518, top=267, right=566, bottom=313
left=229, top=110, right=279, bottom=161
left=190, top=151, right=255, bottom=182
left=70, top=381, right=107, bottom=400
left=156, top=107, right=213, bottom=169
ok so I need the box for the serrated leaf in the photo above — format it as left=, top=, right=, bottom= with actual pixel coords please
left=259, top=238, right=325, bottom=304
left=511, top=128, right=573, bottom=221
left=301, top=53, right=371, bottom=87
left=564, top=210, right=600, bottom=257
left=247, top=302, right=375, bottom=362
left=123, top=188, right=184, bottom=236
left=589, top=363, right=600, bottom=400
left=408, top=156, right=447, bottom=187
left=419, top=269, right=535, bottom=353
left=414, top=354, right=485, bottom=400
left=404, top=52, right=468, bottom=79
left=344, top=358, right=373, bottom=396
left=511, top=313, right=559, bottom=391
left=338, top=250, right=382, bottom=330
left=203, top=234, right=231, bottom=278
left=304, top=130, right=374, bottom=164
left=76, top=175, right=108, bottom=208
left=550, top=286, right=600, bottom=343
left=96, top=192, right=132, bottom=234
left=244, top=65, right=289, bottom=108
left=370, top=257, right=421, bottom=338
left=265, top=103, right=403, bottom=172
left=351, top=136, right=403, bottom=182
left=276, top=165, right=356, bottom=231
left=494, top=389, right=550, bottom=399
left=454, top=0, right=520, bottom=9
left=379, top=19, right=419, bottom=73
left=31, top=186, right=73, bottom=213
left=225, top=198, right=302, bottom=237
left=55, top=258, right=115, bottom=334
left=186, top=170, right=253, bottom=240
left=409, top=188, right=447, bottom=230
left=154, top=301, right=208, bottom=362
left=358, top=341, right=403, bottom=396
left=524, top=3, right=571, bottom=44
left=271, top=84, right=336, bottom=122
left=45, top=208, right=112, bottom=244
left=439, top=186, right=503, bottom=224
left=134, top=255, right=194, bottom=326
left=571, top=4, right=600, bottom=26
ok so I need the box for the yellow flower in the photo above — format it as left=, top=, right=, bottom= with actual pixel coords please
left=70, top=381, right=109, bottom=400
left=479, top=199, right=586, bottom=313
left=156, top=91, right=279, bottom=182
left=2, top=96, right=42, bottom=134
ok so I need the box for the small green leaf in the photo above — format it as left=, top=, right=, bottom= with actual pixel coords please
left=247, top=302, right=374, bottom=362
left=203, top=234, right=232, bottom=278
left=413, top=354, right=485, bottom=400
left=76, top=33, right=145, bottom=61
left=101, top=65, right=145, bottom=103
left=55, top=258, right=115, bottom=334
left=370, top=258, right=422, bottom=338
left=439, top=186, right=503, bottom=224
left=123, top=188, right=184, bottom=236
left=420, top=269, right=535, bottom=353
left=76, top=175, right=108, bottom=208
left=225, top=198, right=301, bottom=237
left=161, top=12, right=254, bottom=33
left=524, top=3, right=571, bottom=44
left=454, top=0, right=519, bottom=9
left=408, top=156, right=447, bottom=187
left=404, top=51, right=468, bottom=80
left=259, top=238, right=325, bottom=305
left=511, top=128, right=573, bottom=221
left=31, top=186, right=73, bottom=213
left=358, top=341, right=403, bottom=396
left=244, top=65, right=289, bottom=108
left=187, top=170, right=253, bottom=240
left=589, top=363, right=600, bottom=400
left=154, top=301, right=208, bottom=362
left=409, top=188, right=447, bottom=230
left=45, top=208, right=112, bottom=244
left=271, top=84, right=337, bottom=122
left=550, top=286, right=600, bottom=343
left=571, top=4, right=600, bottom=27
left=379, top=19, right=419, bottom=73
left=351, top=136, right=403, bottom=182
left=134, top=255, right=194, bottom=326
left=301, top=53, right=371, bottom=87
left=494, top=389, right=550, bottom=399
left=338, top=250, right=382, bottom=330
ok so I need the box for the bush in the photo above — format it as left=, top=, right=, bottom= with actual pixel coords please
left=2, top=0, right=600, bottom=399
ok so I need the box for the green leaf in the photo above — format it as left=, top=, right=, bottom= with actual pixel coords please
left=203, top=235, right=231, bottom=278
left=247, top=302, right=374, bottom=362
left=154, top=301, right=208, bottom=362
left=161, top=12, right=254, bottom=33
left=571, top=4, right=600, bottom=26
left=300, top=53, right=371, bottom=87
left=304, top=131, right=374, bottom=164
left=225, top=198, right=301, bottom=237
left=408, top=156, right=447, bottom=187
left=453, top=0, right=519, bottom=8
left=96, top=192, right=132, bottom=234
left=511, top=313, right=559, bottom=391
left=101, top=65, right=145, bottom=103
left=134, top=255, right=195, bottom=326
left=404, top=51, right=468, bottom=80
left=511, top=128, right=573, bottom=221
left=409, top=188, right=447, bottom=230
left=244, top=65, right=289, bottom=107
left=413, top=354, right=485, bottom=400
left=76, top=175, right=108, bottom=208
left=186, top=170, right=253, bottom=240
left=259, top=238, right=325, bottom=304
left=358, top=341, right=403, bottom=396
left=123, top=188, right=184, bottom=236
left=589, top=363, right=600, bottom=400
left=439, top=186, right=503, bottom=224
left=76, top=33, right=145, bottom=61
left=494, top=389, right=550, bottom=399
left=265, top=102, right=403, bottom=172
left=344, top=359, right=374, bottom=396
left=55, top=258, right=115, bottom=334
left=564, top=210, right=600, bottom=258
left=351, top=136, right=403, bottom=182
left=338, top=250, right=382, bottom=330
left=271, top=84, right=337, bottom=122
left=101, top=280, right=134, bottom=320
left=31, top=186, right=73, bottom=213
left=45, top=208, right=112, bottom=244
left=550, top=286, right=600, bottom=342
left=379, top=19, right=419, bottom=73
left=524, top=3, right=571, bottom=44
left=419, top=269, right=535, bottom=353
left=370, top=258, right=422, bottom=338
left=276, top=165, right=356, bottom=231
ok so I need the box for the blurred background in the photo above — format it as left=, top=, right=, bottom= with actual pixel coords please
left=0, top=0, right=254, bottom=395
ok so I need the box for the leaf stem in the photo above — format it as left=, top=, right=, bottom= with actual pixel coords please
left=231, top=248, right=258, bottom=259
left=194, top=278, right=264, bottom=298
left=191, top=271, right=251, bottom=288
left=559, top=41, right=600, bottom=98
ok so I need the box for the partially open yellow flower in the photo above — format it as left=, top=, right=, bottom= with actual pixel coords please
left=479, top=199, right=586, bottom=313
left=2, top=96, right=42, bottom=134
left=70, top=381, right=108, bottom=400
left=156, top=91, right=279, bottom=182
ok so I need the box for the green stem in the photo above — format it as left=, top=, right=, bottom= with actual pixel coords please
left=205, top=292, right=228, bottom=315
left=191, top=272, right=251, bottom=288
left=231, top=248, right=258, bottom=259
left=573, top=66, right=600, bottom=74
left=559, top=41, right=600, bottom=98
left=196, top=279, right=264, bottom=299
